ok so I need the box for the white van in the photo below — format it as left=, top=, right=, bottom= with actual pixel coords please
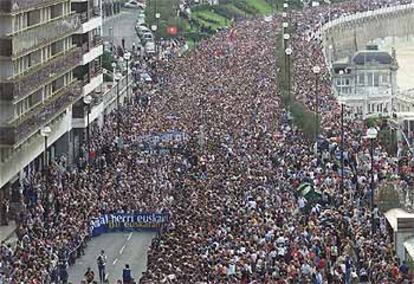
left=145, top=41, right=156, bottom=55
left=142, top=32, right=154, bottom=43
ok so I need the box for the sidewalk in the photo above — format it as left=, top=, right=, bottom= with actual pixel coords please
left=0, top=221, right=16, bottom=242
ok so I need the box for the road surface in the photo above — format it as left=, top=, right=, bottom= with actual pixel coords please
left=103, top=9, right=141, bottom=51
left=68, top=232, right=155, bottom=283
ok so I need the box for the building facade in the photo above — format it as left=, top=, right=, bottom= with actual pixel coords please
left=0, top=0, right=83, bottom=190
left=331, top=45, right=398, bottom=118
left=0, top=0, right=103, bottom=194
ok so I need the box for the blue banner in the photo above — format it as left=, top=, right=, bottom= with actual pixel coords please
left=89, top=213, right=169, bottom=237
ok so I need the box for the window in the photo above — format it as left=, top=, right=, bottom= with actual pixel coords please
left=51, top=40, right=64, bottom=56
left=374, top=73, right=379, bottom=87
left=367, top=73, right=373, bottom=86
left=51, top=4, right=63, bottom=19
left=52, top=76, right=64, bottom=93
left=358, top=74, right=365, bottom=85
left=381, top=74, right=389, bottom=84
left=27, top=10, right=41, bottom=27
left=29, top=50, right=41, bottom=66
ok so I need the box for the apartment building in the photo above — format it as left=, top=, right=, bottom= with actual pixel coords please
left=71, top=0, right=103, bottom=161
left=0, top=0, right=103, bottom=193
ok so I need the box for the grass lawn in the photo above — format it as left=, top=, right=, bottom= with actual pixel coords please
left=192, top=10, right=230, bottom=29
left=246, top=0, right=273, bottom=15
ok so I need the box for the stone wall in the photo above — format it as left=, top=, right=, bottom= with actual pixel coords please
left=322, top=4, right=414, bottom=62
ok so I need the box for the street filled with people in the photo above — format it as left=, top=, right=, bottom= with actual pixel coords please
left=1, top=0, right=414, bottom=283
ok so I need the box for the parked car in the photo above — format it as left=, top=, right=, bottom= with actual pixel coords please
left=144, top=41, right=156, bottom=56
left=141, top=32, right=154, bottom=43
left=136, top=12, right=145, bottom=25
left=136, top=25, right=150, bottom=37
left=124, top=0, right=146, bottom=9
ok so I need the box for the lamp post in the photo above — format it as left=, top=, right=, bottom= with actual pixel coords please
left=340, top=103, right=344, bottom=193
left=112, top=62, right=117, bottom=85
left=115, top=74, right=121, bottom=138
left=312, top=65, right=321, bottom=157
left=338, top=70, right=344, bottom=95
left=367, top=127, right=378, bottom=234
left=155, top=13, right=161, bottom=58
left=285, top=47, right=293, bottom=111
left=40, top=126, right=52, bottom=170
left=283, top=33, right=290, bottom=50
left=83, top=95, right=92, bottom=166
left=123, top=51, right=131, bottom=103
left=328, top=44, right=333, bottom=68
left=151, top=24, right=158, bottom=59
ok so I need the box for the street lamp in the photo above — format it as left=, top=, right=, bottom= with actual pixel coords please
left=112, top=62, right=117, bottom=84
left=83, top=95, right=92, bottom=166
left=155, top=12, right=161, bottom=57
left=115, top=74, right=122, bottom=141
left=340, top=102, right=345, bottom=194
left=123, top=51, right=131, bottom=102
left=282, top=12, right=287, bottom=18
left=366, top=127, right=378, bottom=234
left=40, top=126, right=52, bottom=170
left=283, top=33, right=290, bottom=49
left=338, top=70, right=344, bottom=95
left=285, top=47, right=293, bottom=110
left=328, top=44, right=333, bottom=67
left=312, top=65, right=321, bottom=157
left=283, top=3, right=289, bottom=9
left=151, top=25, right=158, bottom=58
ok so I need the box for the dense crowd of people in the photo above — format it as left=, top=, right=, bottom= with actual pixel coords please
left=1, top=0, right=413, bottom=283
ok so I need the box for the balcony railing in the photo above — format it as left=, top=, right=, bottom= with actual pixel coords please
left=80, top=7, right=101, bottom=23
left=1, top=47, right=82, bottom=101
left=0, top=80, right=82, bottom=145
left=9, top=13, right=80, bottom=57
left=80, top=35, right=103, bottom=53
left=0, top=0, right=58, bottom=13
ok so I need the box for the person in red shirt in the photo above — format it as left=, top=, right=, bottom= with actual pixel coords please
left=391, top=262, right=400, bottom=279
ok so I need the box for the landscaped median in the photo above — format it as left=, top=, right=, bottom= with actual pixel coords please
left=145, top=0, right=275, bottom=48
left=275, top=31, right=320, bottom=140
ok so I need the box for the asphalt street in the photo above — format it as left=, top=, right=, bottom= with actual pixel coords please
left=67, top=232, right=155, bottom=283
left=103, top=9, right=141, bottom=51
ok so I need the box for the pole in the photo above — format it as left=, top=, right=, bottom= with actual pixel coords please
left=44, top=136, right=48, bottom=170
left=287, top=55, right=291, bottom=107
left=370, top=138, right=375, bottom=234
left=86, top=105, right=90, bottom=166
left=126, top=57, right=129, bottom=102
left=116, top=80, right=120, bottom=138
left=315, top=75, right=319, bottom=155
left=340, top=103, right=344, bottom=193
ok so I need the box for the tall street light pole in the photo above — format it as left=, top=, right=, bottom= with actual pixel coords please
left=285, top=47, right=292, bottom=113
left=367, top=127, right=378, bottom=234
left=124, top=51, right=131, bottom=103
left=155, top=13, right=161, bottom=58
left=40, top=127, right=52, bottom=170
left=83, top=95, right=92, bottom=167
left=116, top=75, right=121, bottom=139
left=340, top=103, right=344, bottom=193
left=312, top=65, right=321, bottom=158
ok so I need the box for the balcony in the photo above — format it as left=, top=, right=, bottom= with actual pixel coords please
left=76, top=11, right=102, bottom=34
left=0, top=80, right=82, bottom=145
left=3, top=13, right=80, bottom=57
left=79, top=7, right=101, bottom=23
left=0, top=47, right=82, bottom=101
left=0, top=0, right=60, bottom=14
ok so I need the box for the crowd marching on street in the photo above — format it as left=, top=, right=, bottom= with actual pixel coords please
left=1, top=0, right=414, bottom=283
